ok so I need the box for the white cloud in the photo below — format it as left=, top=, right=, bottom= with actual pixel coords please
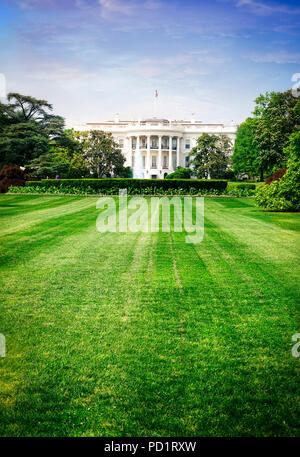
left=251, top=51, right=300, bottom=63
left=121, top=52, right=228, bottom=78
left=236, top=0, right=300, bottom=16
left=98, top=0, right=161, bottom=19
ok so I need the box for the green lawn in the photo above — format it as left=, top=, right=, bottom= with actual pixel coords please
left=0, top=194, right=299, bottom=437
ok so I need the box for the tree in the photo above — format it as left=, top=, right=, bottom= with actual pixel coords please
left=255, top=130, right=300, bottom=211
left=27, top=152, right=70, bottom=179
left=78, top=130, right=126, bottom=178
left=189, top=133, right=232, bottom=179
left=115, top=166, right=133, bottom=178
left=0, top=121, right=49, bottom=167
left=27, top=145, right=90, bottom=179
left=5, top=93, right=53, bottom=122
left=253, top=90, right=300, bottom=177
left=165, top=166, right=192, bottom=179
left=232, top=117, right=261, bottom=179
left=0, top=93, right=68, bottom=167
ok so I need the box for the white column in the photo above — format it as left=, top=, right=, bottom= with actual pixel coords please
left=158, top=135, right=162, bottom=172
left=147, top=135, right=151, bottom=175
left=176, top=136, right=180, bottom=168
left=129, top=136, right=133, bottom=168
left=169, top=135, right=173, bottom=171
left=135, top=135, right=139, bottom=171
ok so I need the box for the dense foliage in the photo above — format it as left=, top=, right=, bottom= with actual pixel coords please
left=0, top=93, right=69, bottom=167
left=189, top=133, right=232, bottom=179
left=73, top=130, right=126, bottom=178
left=233, top=91, right=300, bottom=180
left=253, top=91, right=300, bottom=176
left=165, top=167, right=192, bottom=179
left=255, top=131, right=300, bottom=211
left=0, top=93, right=130, bottom=179
left=232, top=118, right=260, bottom=179
left=265, top=168, right=286, bottom=185
left=18, top=178, right=228, bottom=195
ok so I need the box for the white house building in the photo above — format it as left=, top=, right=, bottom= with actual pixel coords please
left=74, top=115, right=237, bottom=179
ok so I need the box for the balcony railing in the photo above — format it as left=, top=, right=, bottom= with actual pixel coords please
left=132, top=144, right=175, bottom=150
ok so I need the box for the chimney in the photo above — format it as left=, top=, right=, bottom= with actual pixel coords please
left=191, top=113, right=195, bottom=124
left=114, top=113, right=120, bottom=123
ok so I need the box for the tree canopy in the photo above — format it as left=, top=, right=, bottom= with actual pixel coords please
left=77, top=130, right=126, bottom=178
left=0, top=93, right=67, bottom=167
left=165, top=166, right=192, bottom=179
left=232, top=117, right=261, bottom=179
left=252, top=90, right=300, bottom=176
left=189, top=133, right=232, bottom=179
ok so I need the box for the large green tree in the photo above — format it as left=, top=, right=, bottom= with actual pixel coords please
left=0, top=122, right=49, bottom=166
left=0, top=93, right=69, bottom=167
left=232, top=117, right=261, bottom=179
left=189, top=133, right=232, bottom=179
left=253, top=90, right=300, bottom=176
left=78, top=130, right=126, bottom=178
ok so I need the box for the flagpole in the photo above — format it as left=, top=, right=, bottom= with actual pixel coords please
left=154, top=89, right=158, bottom=118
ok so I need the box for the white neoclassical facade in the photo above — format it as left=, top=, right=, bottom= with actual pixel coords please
left=74, top=115, right=237, bottom=179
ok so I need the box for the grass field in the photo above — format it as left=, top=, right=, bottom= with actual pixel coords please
left=0, top=194, right=299, bottom=437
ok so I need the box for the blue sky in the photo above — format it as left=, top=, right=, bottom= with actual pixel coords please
left=0, top=0, right=299, bottom=125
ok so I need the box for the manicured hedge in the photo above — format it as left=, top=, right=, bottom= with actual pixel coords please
left=25, top=178, right=227, bottom=194
left=227, top=182, right=256, bottom=190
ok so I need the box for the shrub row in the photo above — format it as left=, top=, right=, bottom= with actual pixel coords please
left=9, top=184, right=256, bottom=197
left=25, top=178, right=228, bottom=194
left=227, top=182, right=257, bottom=190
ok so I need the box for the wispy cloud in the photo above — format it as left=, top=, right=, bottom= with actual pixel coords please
left=236, top=0, right=300, bottom=16
left=250, top=50, right=300, bottom=63
left=119, top=51, right=228, bottom=78
left=98, top=0, right=161, bottom=19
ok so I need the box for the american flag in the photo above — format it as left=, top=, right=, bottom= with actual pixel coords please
left=155, top=89, right=158, bottom=98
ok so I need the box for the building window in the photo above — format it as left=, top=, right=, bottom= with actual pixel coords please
left=185, top=156, right=189, bottom=167
left=162, top=137, right=168, bottom=149
left=172, top=138, right=177, bottom=150
left=151, top=175, right=157, bottom=179
left=142, top=138, right=146, bottom=148
left=163, top=155, right=167, bottom=168
left=142, top=156, right=146, bottom=169
left=185, top=139, right=190, bottom=149
left=152, top=155, right=157, bottom=168
left=151, top=138, right=158, bottom=149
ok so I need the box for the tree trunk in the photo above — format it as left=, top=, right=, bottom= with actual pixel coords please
left=260, top=168, right=264, bottom=182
